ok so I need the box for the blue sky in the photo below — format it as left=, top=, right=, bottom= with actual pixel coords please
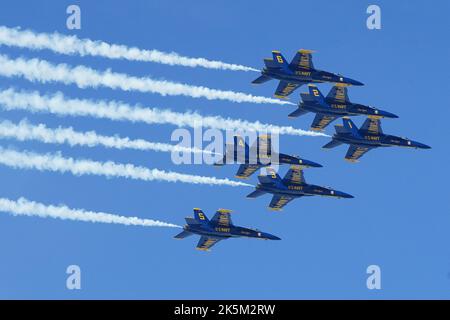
left=0, top=0, right=448, bottom=299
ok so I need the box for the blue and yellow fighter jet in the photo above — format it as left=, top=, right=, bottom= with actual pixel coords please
left=323, top=117, right=431, bottom=162
left=174, top=208, right=280, bottom=251
left=252, top=49, right=363, bottom=99
left=214, top=134, right=322, bottom=179
left=247, top=166, right=353, bottom=211
left=289, top=84, right=398, bottom=131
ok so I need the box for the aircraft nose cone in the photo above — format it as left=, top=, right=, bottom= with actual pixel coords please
left=264, top=233, right=281, bottom=240
left=342, top=77, right=364, bottom=86
left=414, top=141, right=431, bottom=149
left=379, top=110, right=399, bottom=118
left=301, top=159, right=323, bottom=168
left=335, top=191, right=354, bottom=199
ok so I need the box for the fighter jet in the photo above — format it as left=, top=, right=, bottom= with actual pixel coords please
left=247, top=166, right=353, bottom=211
left=214, top=134, right=322, bottom=179
left=174, top=208, right=280, bottom=251
left=323, top=117, right=431, bottom=162
left=252, top=49, right=363, bottom=99
left=289, top=84, right=398, bottom=131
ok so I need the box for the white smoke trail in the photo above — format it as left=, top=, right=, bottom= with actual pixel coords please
left=0, top=54, right=292, bottom=105
left=0, top=119, right=213, bottom=154
left=0, top=88, right=327, bottom=137
left=0, top=197, right=180, bottom=228
left=0, top=26, right=258, bottom=72
left=0, top=147, right=251, bottom=187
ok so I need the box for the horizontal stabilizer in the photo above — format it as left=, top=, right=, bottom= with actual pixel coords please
left=246, top=189, right=267, bottom=198
left=334, top=124, right=348, bottom=135
left=174, top=230, right=193, bottom=239
left=185, top=217, right=200, bottom=225
left=252, top=74, right=272, bottom=84
left=322, top=139, right=343, bottom=149
left=288, top=107, right=309, bottom=118
left=264, top=58, right=281, bottom=69
left=300, top=92, right=316, bottom=103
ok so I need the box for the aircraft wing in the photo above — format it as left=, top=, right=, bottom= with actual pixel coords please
left=311, top=113, right=339, bottom=131
left=274, top=81, right=302, bottom=99
left=289, top=49, right=314, bottom=70
left=282, top=165, right=306, bottom=185
left=235, top=164, right=261, bottom=179
left=269, top=194, right=297, bottom=211
left=210, top=209, right=233, bottom=227
left=360, top=117, right=383, bottom=135
left=196, top=236, right=223, bottom=251
left=345, top=145, right=372, bottom=162
left=326, top=84, right=349, bottom=103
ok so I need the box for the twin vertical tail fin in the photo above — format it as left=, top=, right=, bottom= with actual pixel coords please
left=307, top=85, right=327, bottom=106
left=270, top=51, right=291, bottom=73
left=234, top=135, right=249, bottom=153
left=214, top=135, right=248, bottom=166
left=341, top=117, right=361, bottom=137
left=257, top=167, right=283, bottom=186
left=193, top=208, right=209, bottom=224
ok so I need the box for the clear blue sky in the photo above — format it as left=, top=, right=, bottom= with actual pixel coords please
left=0, top=0, right=448, bottom=299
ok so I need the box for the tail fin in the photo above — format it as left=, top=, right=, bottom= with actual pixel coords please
left=234, top=135, right=249, bottom=152
left=193, top=208, right=209, bottom=224
left=308, top=85, right=327, bottom=106
left=271, top=51, right=291, bottom=73
left=258, top=167, right=282, bottom=186
left=341, top=117, right=360, bottom=137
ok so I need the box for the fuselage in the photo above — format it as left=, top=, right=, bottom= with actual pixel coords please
left=185, top=223, right=280, bottom=240
left=301, top=100, right=398, bottom=118
left=262, top=67, right=363, bottom=86
left=256, top=181, right=353, bottom=199
left=334, top=132, right=431, bottom=149
left=227, top=151, right=322, bottom=168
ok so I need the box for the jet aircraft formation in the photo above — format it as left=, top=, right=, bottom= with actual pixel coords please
left=176, top=50, right=430, bottom=251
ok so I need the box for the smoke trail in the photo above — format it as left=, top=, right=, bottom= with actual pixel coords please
left=0, top=88, right=328, bottom=137
left=0, top=197, right=180, bottom=228
left=0, top=147, right=251, bottom=187
left=0, top=26, right=258, bottom=72
left=0, top=54, right=292, bottom=105
left=0, top=119, right=213, bottom=154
